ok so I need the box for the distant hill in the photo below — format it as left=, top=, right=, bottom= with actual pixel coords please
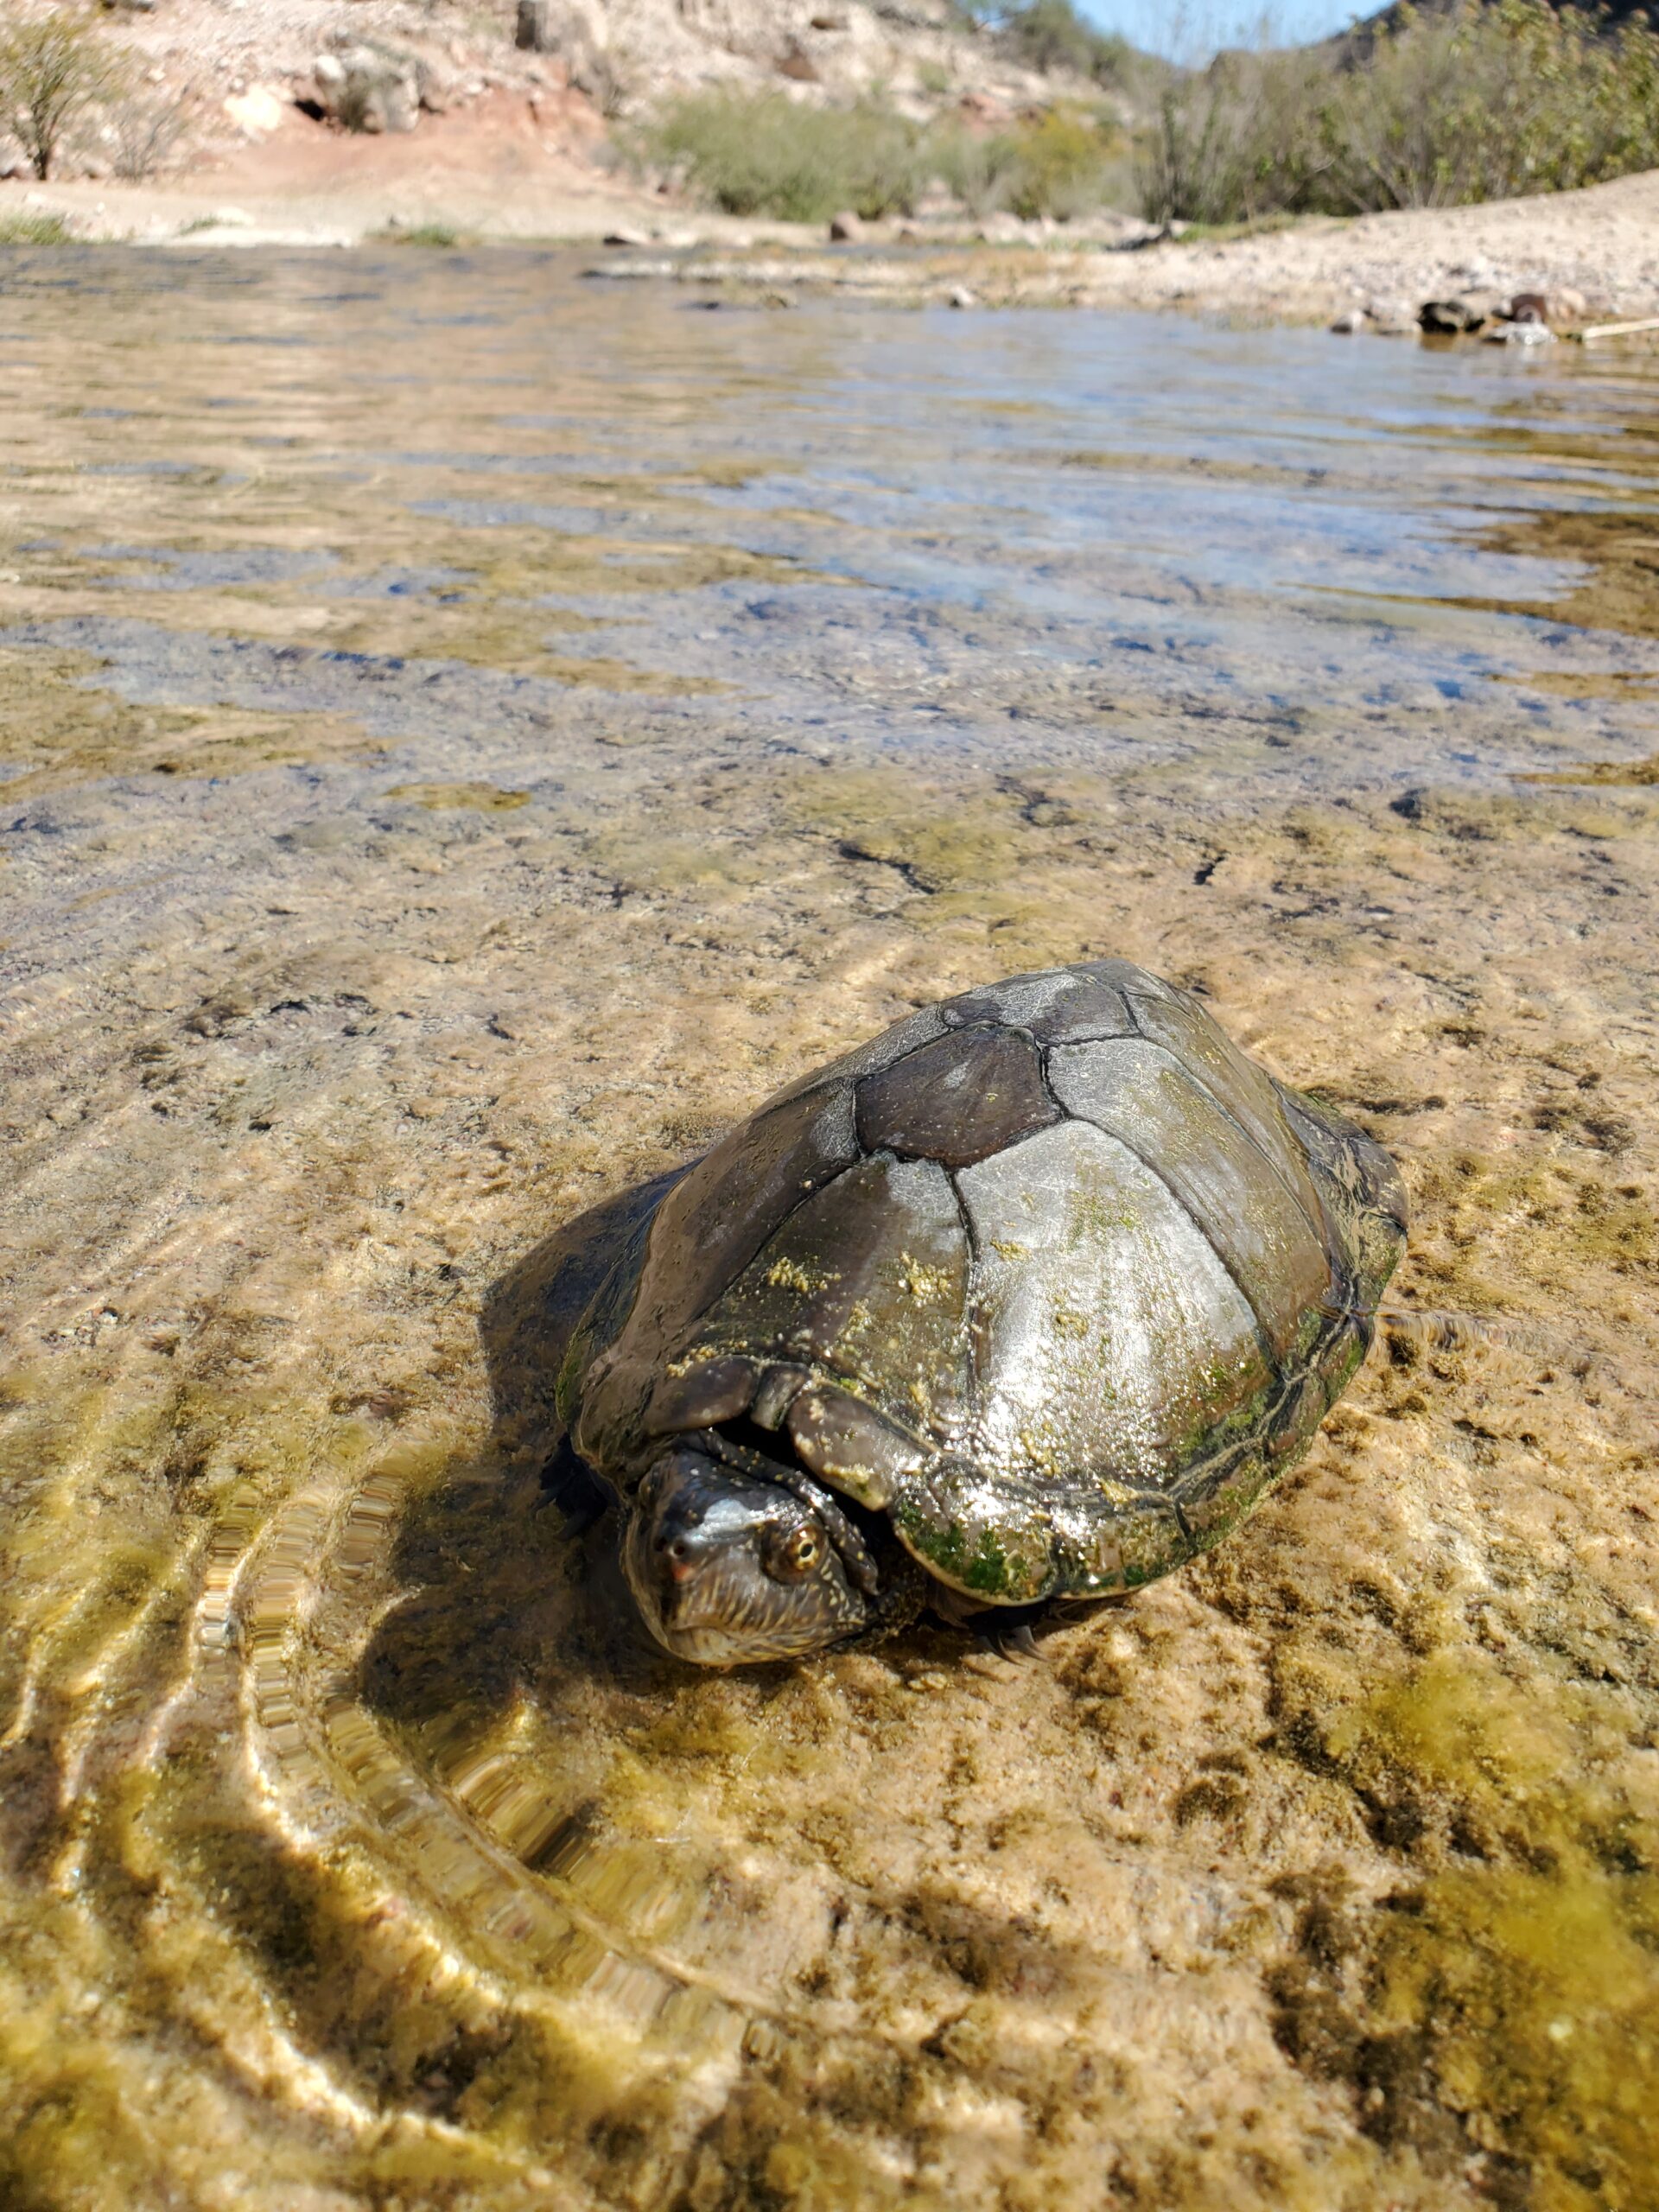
left=503, top=0, right=1147, bottom=115
left=1346, top=0, right=1657, bottom=37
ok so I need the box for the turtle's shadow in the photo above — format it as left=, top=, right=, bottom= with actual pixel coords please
left=355, top=1171, right=689, bottom=1736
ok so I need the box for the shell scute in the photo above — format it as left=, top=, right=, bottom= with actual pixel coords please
left=1167, top=1444, right=1273, bottom=1554
left=787, top=1385, right=925, bottom=1510
left=1280, top=1088, right=1409, bottom=1307
left=570, top=1080, right=857, bottom=1472
left=1046, top=1036, right=1335, bottom=1364
left=856, top=1025, right=1058, bottom=1168
left=1122, top=986, right=1327, bottom=1237
left=644, top=1356, right=756, bottom=1435
left=954, top=1118, right=1274, bottom=1493
left=639, top=1079, right=859, bottom=1344
left=698, top=1153, right=971, bottom=1432
left=943, top=963, right=1137, bottom=1044
left=763, top=1003, right=950, bottom=1109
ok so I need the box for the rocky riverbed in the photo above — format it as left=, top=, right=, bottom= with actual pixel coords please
left=2, top=250, right=1656, bottom=2212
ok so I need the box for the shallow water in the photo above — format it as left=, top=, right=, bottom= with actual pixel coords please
left=2, top=250, right=1657, bottom=2212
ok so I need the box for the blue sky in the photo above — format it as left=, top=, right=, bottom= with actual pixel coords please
left=1078, top=3, right=1363, bottom=57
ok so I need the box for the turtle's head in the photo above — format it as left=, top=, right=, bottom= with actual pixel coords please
left=622, top=1445, right=874, bottom=1666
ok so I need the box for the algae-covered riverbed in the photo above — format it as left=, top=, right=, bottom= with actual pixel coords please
left=2, top=248, right=1656, bottom=2212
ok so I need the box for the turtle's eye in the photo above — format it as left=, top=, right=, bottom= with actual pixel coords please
left=763, top=1520, right=823, bottom=1584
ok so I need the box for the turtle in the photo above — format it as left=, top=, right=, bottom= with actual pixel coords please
left=556, top=958, right=1407, bottom=1666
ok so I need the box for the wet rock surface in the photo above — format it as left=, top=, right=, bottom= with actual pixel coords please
left=1, top=250, right=1656, bottom=2211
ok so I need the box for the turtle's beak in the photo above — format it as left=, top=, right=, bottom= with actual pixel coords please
left=647, top=1473, right=762, bottom=1600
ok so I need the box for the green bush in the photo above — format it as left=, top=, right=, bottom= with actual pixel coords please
left=1000, top=105, right=1119, bottom=219
left=1139, top=48, right=1330, bottom=227
left=1140, top=0, right=1659, bottom=225
left=636, top=90, right=1128, bottom=226
left=1316, top=0, right=1659, bottom=211
left=0, top=5, right=123, bottom=181
left=930, top=118, right=1021, bottom=218
left=389, top=222, right=463, bottom=248
left=636, top=91, right=930, bottom=223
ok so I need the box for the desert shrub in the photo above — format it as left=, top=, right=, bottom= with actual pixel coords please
left=1314, top=0, right=1659, bottom=211
left=638, top=90, right=1131, bottom=226
left=998, top=105, right=1120, bottom=219
left=106, top=90, right=190, bottom=181
left=1140, top=0, right=1659, bottom=224
left=0, top=5, right=124, bottom=181
left=636, top=91, right=929, bottom=222
left=930, top=118, right=1021, bottom=216
left=1139, top=47, right=1330, bottom=226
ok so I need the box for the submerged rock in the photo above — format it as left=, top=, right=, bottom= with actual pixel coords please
left=1419, top=292, right=1503, bottom=335
left=1507, top=284, right=1587, bottom=329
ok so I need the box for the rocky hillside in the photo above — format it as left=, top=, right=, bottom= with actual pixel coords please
left=78, top=0, right=1094, bottom=154
left=501, top=0, right=1084, bottom=111
left=0, top=0, right=1136, bottom=194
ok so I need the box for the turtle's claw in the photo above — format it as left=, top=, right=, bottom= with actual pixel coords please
left=974, top=1619, right=1044, bottom=1664
left=537, top=1439, right=612, bottom=1536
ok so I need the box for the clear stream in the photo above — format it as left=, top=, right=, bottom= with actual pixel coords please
left=2, top=250, right=1656, bottom=2212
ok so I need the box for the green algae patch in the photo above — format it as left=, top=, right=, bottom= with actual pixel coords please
left=893, top=1497, right=1052, bottom=1600
left=385, top=781, right=532, bottom=812
left=774, top=760, right=1103, bottom=946
left=1466, top=505, right=1659, bottom=643
left=0, top=486, right=773, bottom=692
left=787, top=764, right=1029, bottom=898
left=1518, top=753, right=1659, bottom=788
left=1410, top=1147, right=1658, bottom=1285
left=1371, top=1862, right=1659, bottom=2209
left=576, top=823, right=781, bottom=896
left=0, top=646, right=375, bottom=796
left=1278, top=1653, right=1659, bottom=2204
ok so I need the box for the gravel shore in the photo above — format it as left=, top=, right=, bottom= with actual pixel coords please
left=13, top=147, right=1659, bottom=336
